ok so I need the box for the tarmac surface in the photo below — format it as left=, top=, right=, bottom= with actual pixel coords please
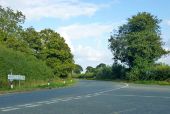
left=0, top=80, right=170, bottom=114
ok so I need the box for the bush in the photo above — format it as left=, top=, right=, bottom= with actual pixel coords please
left=147, top=64, right=170, bottom=81
left=0, top=45, right=54, bottom=88
left=96, top=66, right=112, bottom=79
left=112, top=64, right=126, bottom=79
left=126, top=67, right=140, bottom=81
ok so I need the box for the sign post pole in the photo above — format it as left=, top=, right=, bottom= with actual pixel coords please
left=8, top=74, right=25, bottom=89
left=19, top=80, right=20, bottom=88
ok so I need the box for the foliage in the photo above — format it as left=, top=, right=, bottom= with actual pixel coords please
left=0, top=6, right=75, bottom=79
left=86, top=66, right=95, bottom=73
left=73, top=64, right=83, bottom=74
left=0, top=6, right=25, bottom=41
left=96, top=63, right=106, bottom=69
left=95, top=66, right=113, bottom=79
left=80, top=63, right=126, bottom=80
left=22, top=27, right=42, bottom=56
left=0, top=45, right=54, bottom=88
left=112, top=63, right=126, bottom=79
left=109, top=12, right=169, bottom=80
left=0, top=5, right=31, bottom=53
left=0, top=5, right=75, bottom=91
left=38, top=29, right=74, bottom=77
left=144, top=64, right=170, bottom=81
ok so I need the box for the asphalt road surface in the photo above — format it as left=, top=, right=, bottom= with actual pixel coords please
left=0, top=80, right=170, bottom=114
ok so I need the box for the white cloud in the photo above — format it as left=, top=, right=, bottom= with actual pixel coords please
left=167, top=20, right=170, bottom=26
left=74, top=45, right=113, bottom=70
left=158, top=55, right=170, bottom=65
left=0, top=0, right=103, bottom=20
left=75, top=45, right=104, bottom=62
left=57, top=23, right=120, bottom=40
left=56, top=23, right=121, bottom=67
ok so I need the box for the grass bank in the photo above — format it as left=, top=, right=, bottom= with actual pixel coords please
left=0, top=78, right=76, bottom=94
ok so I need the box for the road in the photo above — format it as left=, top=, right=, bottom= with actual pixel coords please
left=0, top=80, right=170, bottom=114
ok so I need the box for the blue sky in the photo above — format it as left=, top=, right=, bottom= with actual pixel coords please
left=1, top=0, right=170, bottom=70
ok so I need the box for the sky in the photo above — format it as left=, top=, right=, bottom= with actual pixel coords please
left=0, top=0, right=170, bottom=70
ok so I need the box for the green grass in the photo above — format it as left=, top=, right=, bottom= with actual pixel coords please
left=0, top=45, right=54, bottom=85
left=0, top=79, right=76, bottom=94
left=111, top=79, right=170, bottom=86
left=80, top=77, right=170, bottom=86
left=132, top=80, right=170, bottom=85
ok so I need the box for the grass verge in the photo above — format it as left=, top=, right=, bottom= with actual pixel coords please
left=110, top=79, right=170, bottom=86
left=0, top=78, right=76, bottom=94
left=79, top=78, right=170, bottom=86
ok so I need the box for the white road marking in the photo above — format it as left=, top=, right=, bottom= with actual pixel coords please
left=2, top=108, right=20, bottom=112
left=85, top=95, right=92, bottom=98
left=25, top=104, right=41, bottom=108
left=111, top=94, right=170, bottom=99
left=73, top=96, right=82, bottom=99
left=44, top=101, right=56, bottom=104
left=0, top=83, right=128, bottom=112
left=113, top=108, right=136, bottom=114
left=17, top=103, right=34, bottom=107
left=0, top=106, right=14, bottom=110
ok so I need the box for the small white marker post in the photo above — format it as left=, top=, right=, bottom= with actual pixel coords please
left=10, top=83, right=13, bottom=89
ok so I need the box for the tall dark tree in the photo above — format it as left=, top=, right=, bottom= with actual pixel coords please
left=22, top=27, right=42, bottom=56
left=73, top=64, right=83, bottom=74
left=86, top=66, right=95, bottom=73
left=109, top=12, right=169, bottom=80
left=39, top=29, right=74, bottom=77
left=96, top=63, right=106, bottom=69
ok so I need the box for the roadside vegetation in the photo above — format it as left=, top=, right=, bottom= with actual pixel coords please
left=75, top=12, right=170, bottom=85
left=0, top=6, right=75, bottom=91
left=0, top=5, right=170, bottom=92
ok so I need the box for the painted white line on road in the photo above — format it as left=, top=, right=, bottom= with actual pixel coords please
left=84, top=95, right=92, bottom=98
left=0, top=106, right=14, bottom=110
left=0, top=83, right=129, bottom=112
left=111, top=94, right=170, bottom=99
left=45, top=101, right=57, bottom=104
left=2, top=108, right=20, bottom=112
left=72, top=96, right=82, bottom=99
left=17, top=103, right=34, bottom=107
left=37, top=101, right=54, bottom=104
left=113, top=108, right=136, bottom=113
left=25, top=104, right=41, bottom=108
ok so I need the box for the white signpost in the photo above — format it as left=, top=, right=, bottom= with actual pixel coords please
left=8, top=74, right=25, bottom=89
left=8, top=75, right=25, bottom=81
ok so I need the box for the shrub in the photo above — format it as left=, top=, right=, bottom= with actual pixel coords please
left=112, top=64, right=126, bottom=79
left=0, top=45, right=54, bottom=88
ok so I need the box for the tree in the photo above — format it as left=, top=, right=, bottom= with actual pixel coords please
left=96, top=63, right=106, bottom=69
left=86, top=66, right=95, bottom=73
left=22, top=27, right=42, bottom=57
left=0, top=6, right=32, bottom=53
left=74, top=64, right=83, bottom=74
left=0, top=6, right=25, bottom=41
left=109, top=12, right=169, bottom=80
left=39, top=29, right=74, bottom=77
left=112, top=63, right=126, bottom=79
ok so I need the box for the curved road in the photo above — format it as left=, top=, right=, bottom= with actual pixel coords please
left=0, top=80, right=170, bottom=114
